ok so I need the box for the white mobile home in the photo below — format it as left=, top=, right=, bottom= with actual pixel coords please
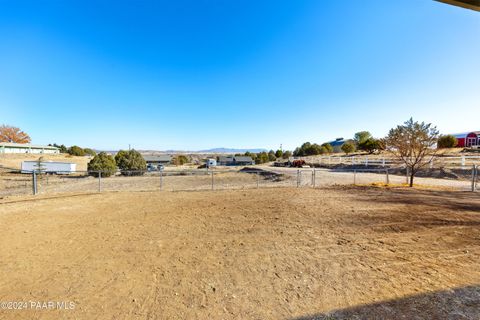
left=0, top=142, right=60, bottom=154
left=21, top=161, right=76, bottom=174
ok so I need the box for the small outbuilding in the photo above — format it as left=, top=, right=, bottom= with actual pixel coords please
left=143, top=155, right=173, bottom=167
left=452, top=132, right=480, bottom=148
left=217, top=156, right=254, bottom=166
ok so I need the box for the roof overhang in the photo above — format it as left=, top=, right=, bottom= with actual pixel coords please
left=435, top=0, right=480, bottom=11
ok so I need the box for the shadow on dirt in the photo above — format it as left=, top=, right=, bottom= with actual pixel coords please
left=290, top=284, right=480, bottom=320
left=240, top=167, right=285, bottom=182
left=328, top=187, right=480, bottom=233
left=344, top=186, right=480, bottom=213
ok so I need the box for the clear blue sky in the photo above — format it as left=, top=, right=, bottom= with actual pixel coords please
left=1, top=0, right=479, bottom=151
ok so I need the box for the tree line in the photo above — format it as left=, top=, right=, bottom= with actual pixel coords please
left=48, top=143, right=97, bottom=157
left=293, top=129, right=458, bottom=158
left=240, top=150, right=293, bottom=165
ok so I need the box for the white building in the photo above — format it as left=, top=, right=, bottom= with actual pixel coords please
left=206, top=158, right=217, bottom=168
left=0, top=142, right=60, bottom=154
left=21, top=161, right=76, bottom=174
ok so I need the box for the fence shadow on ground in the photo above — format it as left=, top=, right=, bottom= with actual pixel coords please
left=290, top=284, right=480, bottom=320
left=341, top=186, right=480, bottom=212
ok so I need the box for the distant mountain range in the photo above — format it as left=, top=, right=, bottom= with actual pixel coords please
left=101, top=148, right=268, bottom=154
left=197, top=148, right=267, bottom=154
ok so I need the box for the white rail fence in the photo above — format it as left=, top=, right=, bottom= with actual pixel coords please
left=297, top=155, right=480, bottom=169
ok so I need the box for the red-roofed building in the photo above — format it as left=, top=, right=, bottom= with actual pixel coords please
left=452, top=132, right=480, bottom=147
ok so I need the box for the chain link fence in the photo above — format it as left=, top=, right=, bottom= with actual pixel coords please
left=0, top=165, right=478, bottom=198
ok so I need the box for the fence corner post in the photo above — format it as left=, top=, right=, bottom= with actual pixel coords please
left=98, top=171, right=102, bottom=192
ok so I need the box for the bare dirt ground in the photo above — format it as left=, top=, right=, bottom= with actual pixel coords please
left=0, top=187, right=479, bottom=319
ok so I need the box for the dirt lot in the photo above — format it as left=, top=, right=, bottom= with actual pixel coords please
left=0, top=187, right=479, bottom=319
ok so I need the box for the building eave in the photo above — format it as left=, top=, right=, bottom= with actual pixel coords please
left=435, top=0, right=480, bottom=12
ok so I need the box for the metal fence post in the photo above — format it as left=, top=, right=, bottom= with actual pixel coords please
left=472, top=165, right=477, bottom=192
left=476, top=165, right=479, bottom=192
left=385, top=169, right=390, bottom=185
left=297, top=170, right=300, bottom=187
left=256, top=172, right=259, bottom=189
left=98, top=171, right=102, bottom=192
left=312, top=170, right=316, bottom=188
left=211, top=171, right=214, bottom=190
left=353, top=170, right=356, bottom=185
left=32, top=170, right=37, bottom=195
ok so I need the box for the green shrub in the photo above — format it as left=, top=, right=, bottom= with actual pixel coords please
left=49, top=143, right=68, bottom=153
left=437, top=135, right=457, bottom=148
left=268, top=150, right=276, bottom=161
left=115, top=149, right=147, bottom=175
left=83, top=148, right=97, bottom=157
left=354, top=131, right=372, bottom=145
left=358, top=138, right=382, bottom=154
left=341, top=141, right=356, bottom=155
left=68, top=145, right=86, bottom=156
left=282, top=151, right=292, bottom=159
left=294, top=142, right=339, bottom=156
left=173, top=155, right=189, bottom=166
left=88, top=152, right=117, bottom=177
left=321, top=143, right=333, bottom=154
left=255, top=152, right=269, bottom=164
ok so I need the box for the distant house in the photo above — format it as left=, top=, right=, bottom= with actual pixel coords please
left=326, top=138, right=346, bottom=147
left=217, top=156, right=254, bottom=166
left=325, top=138, right=346, bottom=153
left=206, top=158, right=217, bottom=168
left=0, top=142, right=60, bottom=154
left=143, top=155, right=172, bottom=167
left=452, top=132, right=480, bottom=148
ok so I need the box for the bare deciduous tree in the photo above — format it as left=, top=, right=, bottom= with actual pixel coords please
left=385, top=118, right=439, bottom=187
left=0, top=125, right=31, bottom=143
